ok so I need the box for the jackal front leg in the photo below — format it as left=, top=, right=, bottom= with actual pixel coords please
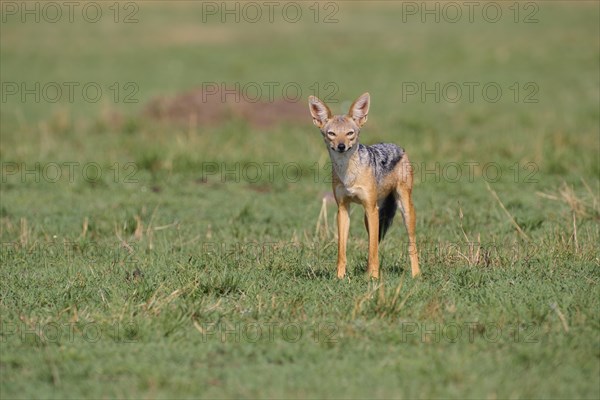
left=336, top=202, right=350, bottom=279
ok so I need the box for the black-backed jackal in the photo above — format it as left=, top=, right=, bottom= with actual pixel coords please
left=308, top=93, right=420, bottom=279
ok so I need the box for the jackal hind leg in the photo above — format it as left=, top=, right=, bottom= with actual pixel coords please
left=396, top=185, right=420, bottom=277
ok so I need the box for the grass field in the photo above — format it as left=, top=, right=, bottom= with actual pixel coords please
left=1, top=1, right=599, bottom=398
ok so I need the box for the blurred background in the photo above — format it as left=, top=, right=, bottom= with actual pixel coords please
left=2, top=1, right=597, bottom=170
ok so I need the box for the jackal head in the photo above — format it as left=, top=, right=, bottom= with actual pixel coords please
left=308, top=92, right=370, bottom=153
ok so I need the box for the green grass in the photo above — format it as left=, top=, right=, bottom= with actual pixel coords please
left=1, top=2, right=599, bottom=398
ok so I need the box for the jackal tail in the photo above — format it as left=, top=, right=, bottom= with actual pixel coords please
left=378, top=193, right=397, bottom=242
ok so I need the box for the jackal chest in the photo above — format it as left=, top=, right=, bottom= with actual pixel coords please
left=332, top=166, right=372, bottom=203
left=329, top=148, right=376, bottom=202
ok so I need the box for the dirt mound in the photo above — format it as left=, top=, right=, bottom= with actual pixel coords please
left=143, top=87, right=307, bottom=129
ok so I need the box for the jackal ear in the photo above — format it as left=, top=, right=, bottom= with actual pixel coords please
left=308, top=95, right=331, bottom=128
left=349, top=92, right=370, bottom=127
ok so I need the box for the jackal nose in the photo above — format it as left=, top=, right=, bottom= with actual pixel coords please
left=337, top=143, right=346, bottom=152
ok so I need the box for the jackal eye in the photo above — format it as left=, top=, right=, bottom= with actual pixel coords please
left=346, top=131, right=355, bottom=136
left=326, top=131, right=336, bottom=137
